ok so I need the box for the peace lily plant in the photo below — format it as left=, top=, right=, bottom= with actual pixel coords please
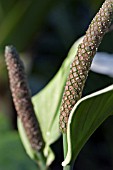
left=4, top=0, right=113, bottom=169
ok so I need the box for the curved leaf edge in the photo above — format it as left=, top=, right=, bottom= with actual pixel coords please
left=17, top=117, right=55, bottom=166
left=62, top=84, right=113, bottom=166
left=17, top=36, right=84, bottom=167
left=32, top=36, right=84, bottom=145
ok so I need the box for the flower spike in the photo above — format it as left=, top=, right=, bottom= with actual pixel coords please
left=60, top=0, right=113, bottom=133
left=5, top=45, right=44, bottom=151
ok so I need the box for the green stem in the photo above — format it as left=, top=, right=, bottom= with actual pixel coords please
left=63, top=134, right=68, bottom=158
left=36, top=151, right=50, bottom=170
left=63, top=134, right=73, bottom=170
left=63, top=165, right=72, bottom=170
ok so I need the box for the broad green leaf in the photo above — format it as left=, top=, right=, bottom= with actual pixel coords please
left=62, top=85, right=113, bottom=166
left=33, top=36, right=81, bottom=145
left=32, top=36, right=83, bottom=145
left=18, top=36, right=84, bottom=165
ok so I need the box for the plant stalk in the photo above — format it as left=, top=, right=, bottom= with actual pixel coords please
left=36, top=151, right=50, bottom=170
left=63, top=134, right=73, bottom=170
left=63, top=134, right=68, bottom=158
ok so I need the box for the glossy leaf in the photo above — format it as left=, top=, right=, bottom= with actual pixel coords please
left=62, top=85, right=113, bottom=166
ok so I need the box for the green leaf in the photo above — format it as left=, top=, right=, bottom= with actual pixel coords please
left=18, top=36, right=84, bottom=165
left=32, top=36, right=83, bottom=145
left=62, top=85, right=113, bottom=166
left=18, top=117, right=55, bottom=167
left=18, top=118, right=35, bottom=160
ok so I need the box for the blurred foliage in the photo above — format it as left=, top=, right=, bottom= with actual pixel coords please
left=0, top=113, right=37, bottom=170
left=0, top=0, right=113, bottom=169
left=0, top=0, right=60, bottom=51
left=0, top=112, right=11, bottom=133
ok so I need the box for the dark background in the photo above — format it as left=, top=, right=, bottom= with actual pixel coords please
left=0, top=0, right=113, bottom=169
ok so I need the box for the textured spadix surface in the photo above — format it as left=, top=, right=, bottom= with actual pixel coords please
left=60, top=0, right=113, bottom=132
left=5, top=46, right=44, bottom=152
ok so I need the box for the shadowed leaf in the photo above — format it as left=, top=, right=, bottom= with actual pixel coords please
left=62, top=85, right=113, bottom=166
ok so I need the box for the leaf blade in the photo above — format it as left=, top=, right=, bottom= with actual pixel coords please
left=18, top=36, right=84, bottom=165
left=62, top=85, right=113, bottom=166
left=32, top=36, right=84, bottom=145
